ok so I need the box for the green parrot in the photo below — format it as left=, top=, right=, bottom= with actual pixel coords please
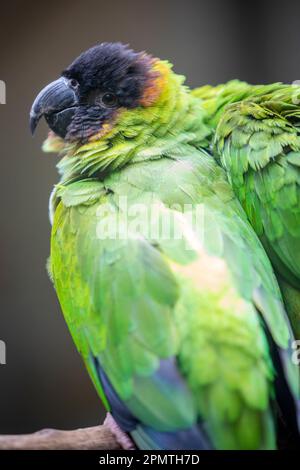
left=30, top=43, right=300, bottom=450
left=199, top=81, right=300, bottom=339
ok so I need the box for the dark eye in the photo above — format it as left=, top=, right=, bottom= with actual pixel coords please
left=101, top=92, right=118, bottom=107
left=69, top=78, right=79, bottom=89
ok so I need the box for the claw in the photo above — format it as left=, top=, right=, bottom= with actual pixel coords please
left=104, top=413, right=136, bottom=450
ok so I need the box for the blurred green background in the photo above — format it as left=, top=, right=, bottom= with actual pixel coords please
left=1, top=0, right=300, bottom=433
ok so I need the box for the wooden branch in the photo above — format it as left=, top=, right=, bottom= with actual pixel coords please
left=0, top=425, right=121, bottom=450
left=0, top=425, right=294, bottom=450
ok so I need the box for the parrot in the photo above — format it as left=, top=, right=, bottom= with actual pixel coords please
left=30, top=43, right=300, bottom=450
left=196, top=81, right=300, bottom=339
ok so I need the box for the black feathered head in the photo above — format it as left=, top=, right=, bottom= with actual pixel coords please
left=30, top=43, right=164, bottom=142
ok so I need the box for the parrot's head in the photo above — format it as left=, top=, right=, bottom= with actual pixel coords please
left=30, top=42, right=169, bottom=144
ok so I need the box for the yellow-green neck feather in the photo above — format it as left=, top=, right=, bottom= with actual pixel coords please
left=43, top=61, right=211, bottom=184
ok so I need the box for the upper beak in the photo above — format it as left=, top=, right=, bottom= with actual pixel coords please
left=30, top=77, right=78, bottom=138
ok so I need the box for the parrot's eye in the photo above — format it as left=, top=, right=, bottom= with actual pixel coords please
left=100, top=92, right=118, bottom=108
left=69, top=78, right=79, bottom=89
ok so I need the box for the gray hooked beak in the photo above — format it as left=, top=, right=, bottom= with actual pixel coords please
left=30, top=77, right=78, bottom=138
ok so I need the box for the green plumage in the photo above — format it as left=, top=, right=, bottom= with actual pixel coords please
left=210, top=82, right=300, bottom=338
left=46, top=67, right=299, bottom=449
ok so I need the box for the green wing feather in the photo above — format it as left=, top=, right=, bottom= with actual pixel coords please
left=192, top=81, right=284, bottom=131
left=214, top=84, right=300, bottom=337
left=50, top=148, right=298, bottom=449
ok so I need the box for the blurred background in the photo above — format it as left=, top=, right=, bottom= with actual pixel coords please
left=0, top=0, right=300, bottom=434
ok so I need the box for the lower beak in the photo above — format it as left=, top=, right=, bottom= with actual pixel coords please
left=30, top=77, right=78, bottom=138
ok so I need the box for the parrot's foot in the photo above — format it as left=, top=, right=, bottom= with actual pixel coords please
left=104, top=413, right=136, bottom=450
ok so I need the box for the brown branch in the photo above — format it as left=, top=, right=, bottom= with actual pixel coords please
left=0, top=425, right=121, bottom=450
left=0, top=426, right=294, bottom=450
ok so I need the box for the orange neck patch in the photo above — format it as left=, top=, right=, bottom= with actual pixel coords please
left=140, top=59, right=170, bottom=107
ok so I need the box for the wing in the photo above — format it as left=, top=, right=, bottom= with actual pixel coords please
left=192, top=81, right=283, bottom=131
left=50, top=149, right=299, bottom=449
left=214, top=84, right=300, bottom=337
